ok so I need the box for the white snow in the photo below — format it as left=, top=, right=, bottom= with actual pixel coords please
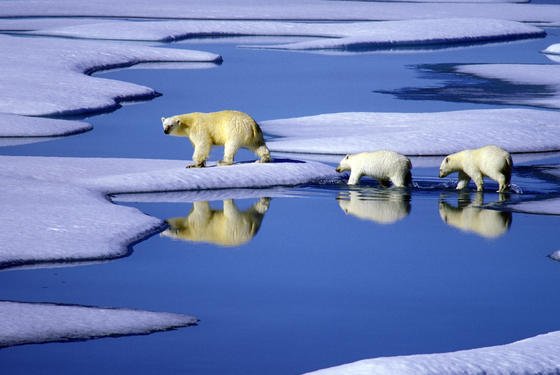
left=254, top=19, right=543, bottom=51
left=26, top=18, right=543, bottom=51
left=262, top=109, right=560, bottom=156
left=0, top=155, right=338, bottom=269
left=0, top=113, right=91, bottom=137
left=550, top=250, right=560, bottom=261
left=0, top=34, right=220, bottom=117
left=455, top=63, right=560, bottom=109
left=0, top=301, right=197, bottom=348
left=306, top=331, right=560, bottom=375
left=0, top=17, right=107, bottom=31
left=0, top=1, right=559, bottom=25
left=543, top=43, right=560, bottom=56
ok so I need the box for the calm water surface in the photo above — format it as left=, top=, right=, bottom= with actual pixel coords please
left=1, top=33, right=560, bottom=374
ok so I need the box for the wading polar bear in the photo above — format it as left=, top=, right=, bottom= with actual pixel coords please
left=161, top=110, right=271, bottom=168
left=439, top=145, right=512, bottom=192
left=336, top=151, right=412, bottom=187
left=161, top=198, right=270, bottom=247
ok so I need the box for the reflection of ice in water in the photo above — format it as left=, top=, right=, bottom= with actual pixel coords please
left=0, top=301, right=197, bottom=348
left=337, top=189, right=410, bottom=225
left=162, top=198, right=270, bottom=247
left=549, top=250, right=560, bottom=262
left=439, top=192, right=512, bottom=239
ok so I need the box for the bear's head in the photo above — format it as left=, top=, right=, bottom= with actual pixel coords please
left=335, top=154, right=352, bottom=173
left=439, top=156, right=452, bottom=178
left=161, top=116, right=181, bottom=135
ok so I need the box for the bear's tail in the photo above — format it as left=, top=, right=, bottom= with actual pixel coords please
left=253, top=121, right=265, bottom=143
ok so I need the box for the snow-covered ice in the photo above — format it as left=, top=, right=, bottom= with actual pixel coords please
left=262, top=109, right=560, bottom=156
left=550, top=250, right=560, bottom=262
left=0, top=155, right=338, bottom=269
left=0, top=301, right=197, bottom=348
left=0, top=35, right=220, bottom=117
left=0, top=1, right=559, bottom=25
left=306, top=330, right=560, bottom=375
left=26, top=18, right=544, bottom=52
left=254, top=19, right=543, bottom=51
left=0, top=113, right=91, bottom=138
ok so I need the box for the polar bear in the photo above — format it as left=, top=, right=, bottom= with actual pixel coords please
left=161, top=110, right=271, bottom=168
left=337, top=189, right=410, bottom=224
left=161, top=198, right=270, bottom=247
left=439, top=145, right=512, bottom=192
left=335, top=151, right=412, bottom=187
left=439, top=193, right=511, bottom=238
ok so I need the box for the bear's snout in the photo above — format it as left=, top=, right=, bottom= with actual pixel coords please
left=163, top=126, right=171, bottom=134
left=335, top=166, right=342, bottom=173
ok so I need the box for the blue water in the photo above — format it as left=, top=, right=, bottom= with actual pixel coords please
left=2, top=32, right=560, bottom=374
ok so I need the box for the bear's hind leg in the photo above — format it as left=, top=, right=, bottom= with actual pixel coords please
left=254, top=144, right=271, bottom=163
left=496, top=173, right=509, bottom=193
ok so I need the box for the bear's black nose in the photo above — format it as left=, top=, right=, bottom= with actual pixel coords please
left=164, top=127, right=170, bottom=134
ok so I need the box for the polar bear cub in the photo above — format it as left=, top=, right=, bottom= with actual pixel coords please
left=336, top=151, right=412, bottom=187
left=439, top=145, right=512, bottom=192
left=161, top=110, right=271, bottom=168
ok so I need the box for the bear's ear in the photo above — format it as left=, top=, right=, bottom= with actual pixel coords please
left=161, top=117, right=166, bottom=123
left=444, top=157, right=449, bottom=164
left=344, top=154, right=349, bottom=160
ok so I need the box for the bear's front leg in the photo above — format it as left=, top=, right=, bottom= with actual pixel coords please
left=347, top=171, right=362, bottom=185
left=455, top=171, right=471, bottom=190
left=472, top=174, right=484, bottom=192
left=188, top=141, right=211, bottom=168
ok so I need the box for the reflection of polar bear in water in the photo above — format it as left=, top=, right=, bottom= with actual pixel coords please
left=337, top=189, right=411, bottom=224
left=162, top=198, right=270, bottom=247
left=439, top=193, right=511, bottom=239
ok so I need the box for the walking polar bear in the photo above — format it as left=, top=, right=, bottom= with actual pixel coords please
left=161, top=110, right=271, bottom=168
left=439, top=145, right=512, bottom=192
left=336, top=151, right=412, bottom=187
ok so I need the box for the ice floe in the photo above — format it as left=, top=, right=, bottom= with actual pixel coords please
left=0, top=34, right=220, bottom=117
left=255, top=19, right=543, bottom=51
left=26, top=18, right=544, bottom=51
left=0, top=155, right=338, bottom=269
left=262, top=109, right=560, bottom=156
left=306, top=330, right=560, bottom=375
left=0, top=301, right=197, bottom=348
left=454, top=63, right=560, bottom=109
left=0, top=113, right=91, bottom=138
left=0, top=1, right=559, bottom=25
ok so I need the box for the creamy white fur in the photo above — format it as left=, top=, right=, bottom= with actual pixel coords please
left=162, top=110, right=270, bottom=167
left=439, top=145, right=512, bottom=192
left=336, top=151, right=412, bottom=187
